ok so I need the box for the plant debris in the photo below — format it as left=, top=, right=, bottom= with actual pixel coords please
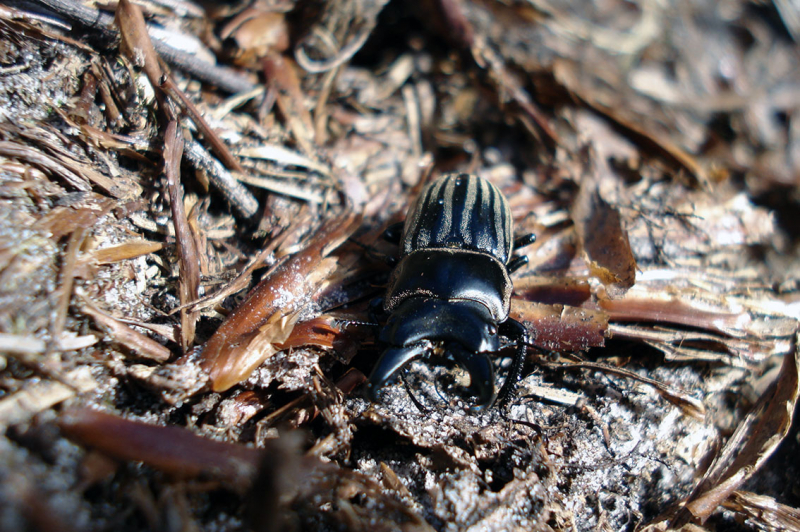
left=0, top=0, right=799, bottom=531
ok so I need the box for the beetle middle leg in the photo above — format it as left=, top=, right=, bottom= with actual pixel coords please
left=347, top=237, right=398, bottom=266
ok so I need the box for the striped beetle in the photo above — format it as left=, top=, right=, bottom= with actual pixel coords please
left=366, top=173, right=535, bottom=411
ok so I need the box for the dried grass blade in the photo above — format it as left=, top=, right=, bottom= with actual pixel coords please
left=235, top=173, right=326, bottom=203
left=183, top=140, right=258, bottom=218
left=0, top=333, right=97, bottom=357
left=553, top=59, right=711, bottom=189
left=236, top=144, right=332, bottom=176
left=608, top=324, right=789, bottom=366
left=89, top=240, right=164, bottom=264
left=552, top=360, right=706, bottom=419
left=670, top=340, right=799, bottom=526
left=115, top=0, right=163, bottom=88
left=178, top=220, right=302, bottom=315
left=51, top=227, right=86, bottom=344
left=78, top=293, right=172, bottom=362
left=262, top=55, right=315, bottom=154
left=28, top=0, right=254, bottom=93
left=440, top=0, right=559, bottom=145
left=723, top=491, right=800, bottom=530
left=510, top=299, right=608, bottom=351
left=164, top=121, right=199, bottom=352
left=599, top=293, right=751, bottom=338
left=0, top=369, right=96, bottom=427
left=160, top=77, right=246, bottom=173
left=117, top=0, right=246, bottom=177
left=0, top=141, right=90, bottom=192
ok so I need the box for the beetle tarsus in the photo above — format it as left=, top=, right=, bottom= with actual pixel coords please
left=382, top=222, right=404, bottom=245
left=508, top=233, right=536, bottom=273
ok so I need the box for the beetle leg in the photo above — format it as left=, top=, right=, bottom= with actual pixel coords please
left=382, top=221, right=405, bottom=245
left=367, top=343, right=429, bottom=401
left=507, top=255, right=529, bottom=273
left=496, top=318, right=529, bottom=408
left=448, top=344, right=497, bottom=412
left=513, top=233, right=537, bottom=250
left=368, top=297, right=385, bottom=324
left=508, top=233, right=536, bottom=273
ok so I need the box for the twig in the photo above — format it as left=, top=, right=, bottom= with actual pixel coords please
left=184, top=140, right=259, bottom=219
left=25, top=0, right=256, bottom=94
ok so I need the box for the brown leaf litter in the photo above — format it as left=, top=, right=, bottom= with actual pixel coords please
left=0, top=1, right=799, bottom=531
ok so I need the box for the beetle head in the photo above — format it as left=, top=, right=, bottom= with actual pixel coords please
left=379, top=297, right=500, bottom=352
left=367, top=298, right=500, bottom=410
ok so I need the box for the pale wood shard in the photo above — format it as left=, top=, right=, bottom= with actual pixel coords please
left=0, top=368, right=97, bottom=427
left=78, top=296, right=172, bottom=362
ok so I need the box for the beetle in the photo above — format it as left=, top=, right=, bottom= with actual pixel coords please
left=366, top=173, right=535, bottom=411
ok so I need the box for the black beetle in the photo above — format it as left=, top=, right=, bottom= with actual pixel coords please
left=366, top=173, right=535, bottom=411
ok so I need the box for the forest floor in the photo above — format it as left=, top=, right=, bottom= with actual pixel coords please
left=0, top=1, right=799, bottom=531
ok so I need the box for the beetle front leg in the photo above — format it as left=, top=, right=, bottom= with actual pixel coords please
left=496, top=318, right=529, bottom=408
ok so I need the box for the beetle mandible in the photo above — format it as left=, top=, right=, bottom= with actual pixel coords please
left=366, top=173, right=535, bottom=411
